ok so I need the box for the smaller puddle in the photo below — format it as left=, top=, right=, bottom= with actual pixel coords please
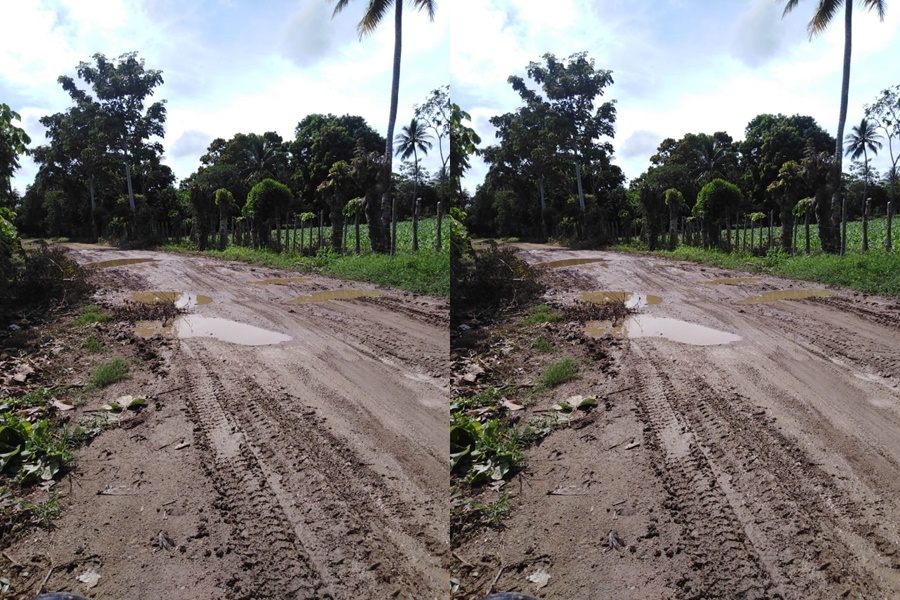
left=134, top=315, right=290, bottom=345
left=86, top=258, right=158, bottom=269
left=131, top=291, right=212, bottom=309
left=585, top=315, right=741, bottom=346
left=581, top=291, right=662, bottom=309
left=287, top=290, right=383, bottom=304
left=247, top=277, right=309, bottom=286
left=699, top=277, right=761, bottom=285
left=536, top=258, right=609, bottom=269
left=737, top=290, right=834, bottom=304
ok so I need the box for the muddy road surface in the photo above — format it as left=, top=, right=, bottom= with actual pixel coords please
left=15, top=245, right=449, bottom=599
left=461, top=246, right=900, bottom=599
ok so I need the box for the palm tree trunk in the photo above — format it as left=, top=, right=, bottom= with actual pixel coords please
left=829, top=0, right=853, bottom=254
left=376, top=0, right=403, bottom=254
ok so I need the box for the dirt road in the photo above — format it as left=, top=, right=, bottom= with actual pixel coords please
left=456, top=246, right=900, bottom=599
left=12, top=246, right=448, bottom=599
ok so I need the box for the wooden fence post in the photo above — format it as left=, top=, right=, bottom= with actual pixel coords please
left=436, top=202, right=443, bottom=251
left=862, top=197, right=870, bottom=252
left=391, top=196, right=397, bottom=256
left=318, top=211, right=323, bottom=250
left=805, top=206, right=810, bottom=254
left=355, top=209, right=361, bottom=255
left=887, top=201, right=893, bottom=253
left=412, top=197, right=420, bottom=252
left=841, top=195, right=847, bottom=256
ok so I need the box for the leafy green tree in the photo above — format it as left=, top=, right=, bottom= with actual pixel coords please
left=414, top=85, right=450, bottom=197
left=214, top=188, right=236, bottom=249
left=331, top=0, right=437, bottom=253
left=243, top=178, right=292, bottom=249
left=693, top=178, right=743, bottom=248
left=0, top=104, right=31, bottom=206
left=844, top=117, right=883, bottom=211
left=290, top=113, right=384, bottom=210
left=780, top=0, right=886, bottom=252
left=449, top=103, right=481, bottom=201
left=60, top=52, right=167, bottom=215
left=650, top=132, right=740, bottom=206
left=508, top=52, right=616, bottom=217
left=393, top=117, right=432, bottom=208
left=664, top=188, right=685, bottom=249
left=865, top=85, right=900, bottom=203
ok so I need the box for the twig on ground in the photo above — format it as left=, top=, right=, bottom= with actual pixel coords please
left=452, top=551, right=472, bottom=567
left=38, top=563, right=54, bottom=594
left=489, top=563, right=505, bottom=594
left=2, top=551, right=22, bottom=567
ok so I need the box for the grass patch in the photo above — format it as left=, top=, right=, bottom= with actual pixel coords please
left=523, top=304, right=561, bottom=325
left=540, top=358, right=579, bottom=387
left=73, top=304, right=111, bottom=325
left=89, top=358, right=129, bottom=388
left=82, top=335, right=103, bottom=353
left=532, top=335, right=553, bottom=352
left=635, top=245, right=900, bottom=297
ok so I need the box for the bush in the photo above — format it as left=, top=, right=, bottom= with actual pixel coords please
left=1, top=242, right=93, bottom=323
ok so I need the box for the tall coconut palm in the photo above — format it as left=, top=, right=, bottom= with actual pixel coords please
left=331, top=0, right=437, bottom=252
left=844, top=117, right=883, bottom=205
left=781, top=0, right=887, bottom=253
left=394, top=117, right=433, bottom=203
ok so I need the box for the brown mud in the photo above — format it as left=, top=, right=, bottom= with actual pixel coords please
left=5, top=245, right=449, bottom=599
left=454, top=247, right=900, bottom=599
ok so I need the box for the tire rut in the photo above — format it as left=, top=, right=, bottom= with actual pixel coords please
left=176, top=343, right=445, bottom=598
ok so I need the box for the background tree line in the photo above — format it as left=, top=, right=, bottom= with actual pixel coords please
left=462, top=51, right=899, bottom=256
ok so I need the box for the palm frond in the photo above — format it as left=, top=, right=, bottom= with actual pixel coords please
left=808, top=0, right=842, bottom=39
left=413, top=0, right=437, bottom=21
left=863, top=0, right=887, bottom=20
left=781, top=0, right=802, bottom=18
left=359, top=0, right=392, bottom=38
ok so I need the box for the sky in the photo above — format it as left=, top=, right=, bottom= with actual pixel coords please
left=451, top=0, right=900, bottom=193
left=1, top=0, right=449, bottom=195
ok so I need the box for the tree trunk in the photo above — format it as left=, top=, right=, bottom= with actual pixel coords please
left=539, top=177, right=548, bottom=241
left=318, top=210, right=324, bottom=250
left=574, top=158, right=586, bottom=217
left=124, top=147, right=136, bottom=215
left=779, top=200, right=793, bottom=252
left=841, top=194, right=847, bottom=255
left=330, top=197, right=343, bottom=252
left=89, top=175, right=98, bottom=241
left=374, top=0, right=403, bottom=255
left=828, top=0, right=853, bottom=254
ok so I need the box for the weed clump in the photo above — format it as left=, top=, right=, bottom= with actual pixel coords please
left=90, top=358, right=129, bottom=388
left=74, top=304, right=112, bottom=325
left=540, top=358, right=579, bottom=387
left=523, top=304, right=561, bottom=325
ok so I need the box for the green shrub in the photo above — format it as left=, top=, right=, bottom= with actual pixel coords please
left=74, top=305, right=111, bottom=325
left=532, top=335, right=553, bottom=352
left=82, top=335, right=103, bottom=353
left=524, top=304, right=560, bottom=325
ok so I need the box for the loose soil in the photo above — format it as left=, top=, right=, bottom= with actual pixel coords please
left=3, top=245, right=449, bottom=600
left=452, top=246, right=900, bottom=599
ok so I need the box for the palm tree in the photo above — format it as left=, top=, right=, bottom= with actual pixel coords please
left=844, top=117, right=883, bottom=204
left=394, top=117, right=433, bottom=204
left=331, top=0, right=437, bottom=252
left=781, top=0, right=886, bottom=253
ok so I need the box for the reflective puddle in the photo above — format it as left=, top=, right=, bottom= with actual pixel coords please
left=536, top=258, right=609, bottom=269
left=86, top=258, right=158, bottom=268
left=134, top=315, right=291, bottom=345
left=130, top=291, right=212, bottom=309
left=247, top=277, right=309, bottom=286
left=585, top=315, right=741, bottom=346
left=699, top=277, right=761, bottom=285
left=287, top=290, right=383, bottom=304
left=737, top=290, right=834, bottom=304
left=581, top=291, right=662, bottom=309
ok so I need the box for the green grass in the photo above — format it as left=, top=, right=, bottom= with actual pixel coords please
left=89, top=358, right=129, bottom=388
left=73, top=304, right=111, bottom=325
left=540, top=358, right=579, bottom=387
left=523, top=304, right=562, bottom=325
left=163, top=218, right=449, bottom=296
left=532, top=335, right=553, bottom=352
left=627, top=244, right=900, bottom=297
left=82, top=335, right=104, bottom=353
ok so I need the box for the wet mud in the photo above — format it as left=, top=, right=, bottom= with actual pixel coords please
left=287, top=289, right=383, bottom=304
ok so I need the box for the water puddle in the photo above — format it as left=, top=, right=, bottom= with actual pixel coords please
left=86, top=258, right=158, bottom=268
left=247, top=277, right=309, bottom=286
left=134, top=315, right=291, bottom=345
left=736, top=290, right=834, bottom=304
left=536, top=258, right=609, bottom=269
left=287, top=289, right=383, bottom=304
left=699, top=277, right=761, bottom=285
left=130, top=291, right=212, bottom=309
left=585, top=315, right=741, bottom=346
left=581, top=291, right=662, bottom=309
